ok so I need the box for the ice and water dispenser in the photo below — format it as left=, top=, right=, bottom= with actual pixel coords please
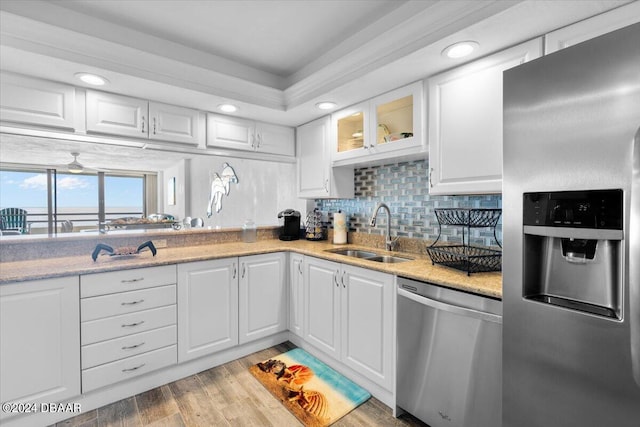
left=522, top=190, right=623, bottom=319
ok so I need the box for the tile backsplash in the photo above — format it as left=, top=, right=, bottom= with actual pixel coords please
left=315, top=159, right=502, bottom=247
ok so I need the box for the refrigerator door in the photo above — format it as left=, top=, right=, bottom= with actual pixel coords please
left=503, top=23, right=640, bottom=427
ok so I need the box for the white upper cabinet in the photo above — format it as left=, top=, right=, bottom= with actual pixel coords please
left=207, top=114, right=295, bottom=156
left=86, top=90, right=200, bottom=145
left=86, top=91, right=148, bottom=138
left=148, top=102, right=201, bottom=145
left=545, top=2, right=640, bottom=54
left=0, top=73, right=75, bottom=130
left=332, top=81, right=425, bottom=166
left=427, top=38, right=543, bottom=195
left=297, top=116, right=354, bottom=199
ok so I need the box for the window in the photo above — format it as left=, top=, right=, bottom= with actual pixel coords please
left=0, top=167, right=149, bottom=235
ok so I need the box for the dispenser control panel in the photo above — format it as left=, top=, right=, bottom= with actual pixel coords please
left=523, top=189, right=622, bottom=229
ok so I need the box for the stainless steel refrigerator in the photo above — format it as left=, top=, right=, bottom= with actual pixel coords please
left=503, top=22, right=640, bottom=427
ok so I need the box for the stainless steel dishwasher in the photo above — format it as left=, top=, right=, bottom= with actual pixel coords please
left=396, top=277, right=502, bottom=427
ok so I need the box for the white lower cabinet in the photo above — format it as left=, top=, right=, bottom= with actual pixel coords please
left=239, top=253, right=287, bottom=344
left=177, top=258, right=239, bottom=362
left=303, top=256, right=394, bottom=389
left=79, top=266, right=178, bottom=393
left=0, top=277, right=80, bottom=420
left=289, top=253, right=305, bottom=337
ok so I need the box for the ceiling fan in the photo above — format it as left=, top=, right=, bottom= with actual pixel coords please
left=60, top=152, right=108, bottom=174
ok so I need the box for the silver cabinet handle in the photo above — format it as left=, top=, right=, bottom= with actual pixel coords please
left=429, top=167, right=434, bottom=188
left=141, top=115, right=146, bottom=133
left=233, top=263, right=237, bottom=279
left=324, top=179, right=329, bottom=193
left=298, top=262, right=303, bottom=275
left=242, top=264, right=246, bottom=278
left=121, top=342, right=145, bottom=350
left=334, top=269, right=340, bottom=287
left=121, top=299, right=144, bottom=306
left=153, top=117, right=157, bottom=134
left=341, top=271, right=346, bottom=288
left=122, top=363, right=145, bottom=372
left=121, top=277, right=144, bottom=283
left=121, top=320, right=145, bottom=328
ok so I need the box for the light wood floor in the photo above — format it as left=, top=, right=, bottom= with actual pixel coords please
left=55, top=342, right=427, bottom=427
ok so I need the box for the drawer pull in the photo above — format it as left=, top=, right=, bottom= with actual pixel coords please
left=121, top=321, right=145, bottom=328
left=122, top=363, right=146, bottom=373
left=121, top=299, right=145, bottom=306
left=121, top=342, right=146, bottom=350
left=121, top=277, right=145, bottom=283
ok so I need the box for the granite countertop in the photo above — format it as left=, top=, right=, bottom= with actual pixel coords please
left=0, top=239, right=502, bottom=299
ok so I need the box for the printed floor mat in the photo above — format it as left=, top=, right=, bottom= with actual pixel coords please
left=249, top=348, right=371, bottom=427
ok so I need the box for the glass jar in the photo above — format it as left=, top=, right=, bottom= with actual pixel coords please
left=242, top=220, right=257, bottom=243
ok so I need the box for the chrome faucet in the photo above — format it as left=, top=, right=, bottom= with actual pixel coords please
left=369, top=202, right=398, bottom=251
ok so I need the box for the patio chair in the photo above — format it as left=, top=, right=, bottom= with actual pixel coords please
left=0, top=208, right=30, bottom=234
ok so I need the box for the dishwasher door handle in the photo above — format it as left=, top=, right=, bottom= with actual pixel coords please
left=398, top=288, right=502, bottom=324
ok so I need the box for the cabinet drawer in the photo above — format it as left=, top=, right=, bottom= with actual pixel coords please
left=82, top=345, right=177, bottom=393
left=81, top=284, right=176, bottom=321
left=81, top=265, right=176, bottom=297
left=82, top=305, right=176, bottom=345
left=82, top=325, right=176, bottom=369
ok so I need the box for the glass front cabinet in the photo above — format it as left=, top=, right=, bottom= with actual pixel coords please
left=331, top=81, right=424, bottom=165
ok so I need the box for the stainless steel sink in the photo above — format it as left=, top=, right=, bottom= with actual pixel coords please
left=326, top=248, right=412, bottom=263
left=366, top=255, right=412, bottom=263
left=326, top=249, right=378, bottom=258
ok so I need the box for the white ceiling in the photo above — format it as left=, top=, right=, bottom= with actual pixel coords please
left=0, top=0, right=633, bottom=171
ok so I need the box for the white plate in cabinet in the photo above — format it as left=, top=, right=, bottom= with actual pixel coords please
left=427, top=38, right=542, bottom=195
left=81, top=305, right=176, bottom=345
left=81, top=284, right=176, bottom=321
left=81, top=265, right=177, bottom=298
left=82, top=325, right=177, bottom=369
left=0, top=72, right=75, bottom=130
left=82, top=345, right=177, bottom=393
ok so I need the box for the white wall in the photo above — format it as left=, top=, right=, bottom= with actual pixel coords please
left=163, top=156, right=305, bottom=228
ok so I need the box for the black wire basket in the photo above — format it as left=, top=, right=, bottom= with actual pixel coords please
left=428, top=208, right=502, bottom=275
left=426, top=245, right=502, bottom=275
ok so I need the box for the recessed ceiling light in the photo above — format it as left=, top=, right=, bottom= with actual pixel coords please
left=75, top=72, right=109, bottom=86
left=316, top=101, right=337, bottom=110
left=442, top=41, right=479, bottom=59
left=218, top=104, right=238, bottom=113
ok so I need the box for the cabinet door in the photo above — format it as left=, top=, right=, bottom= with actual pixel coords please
left=297, top=116, right=354, bottom=199
left=428, top=38, right=542, bottom=195
left=0, top=277, right=80, bottom=418
left=206, top=113, right=256, bottom=151
left=0, top=72, right=75, bottom=129
left=254, top=122, right=295, bottom=156
left=149, top=102, right=200, bottom=145
left=331, top=102, right=369, bottom=162
left=177, top=259, right=238, bottom=362
left=289, top=253, right=304, bottom=337
left=86, top=90, right=148, bottom=138
left=369, top=81, right=424, bottom=157
left=239, top=253, right=287, bottom=344
left=545, top=3, right=640, bottom=54
left=303, top=257, right=341, bottom=359
left=341, top=265, right=394, bottom=389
